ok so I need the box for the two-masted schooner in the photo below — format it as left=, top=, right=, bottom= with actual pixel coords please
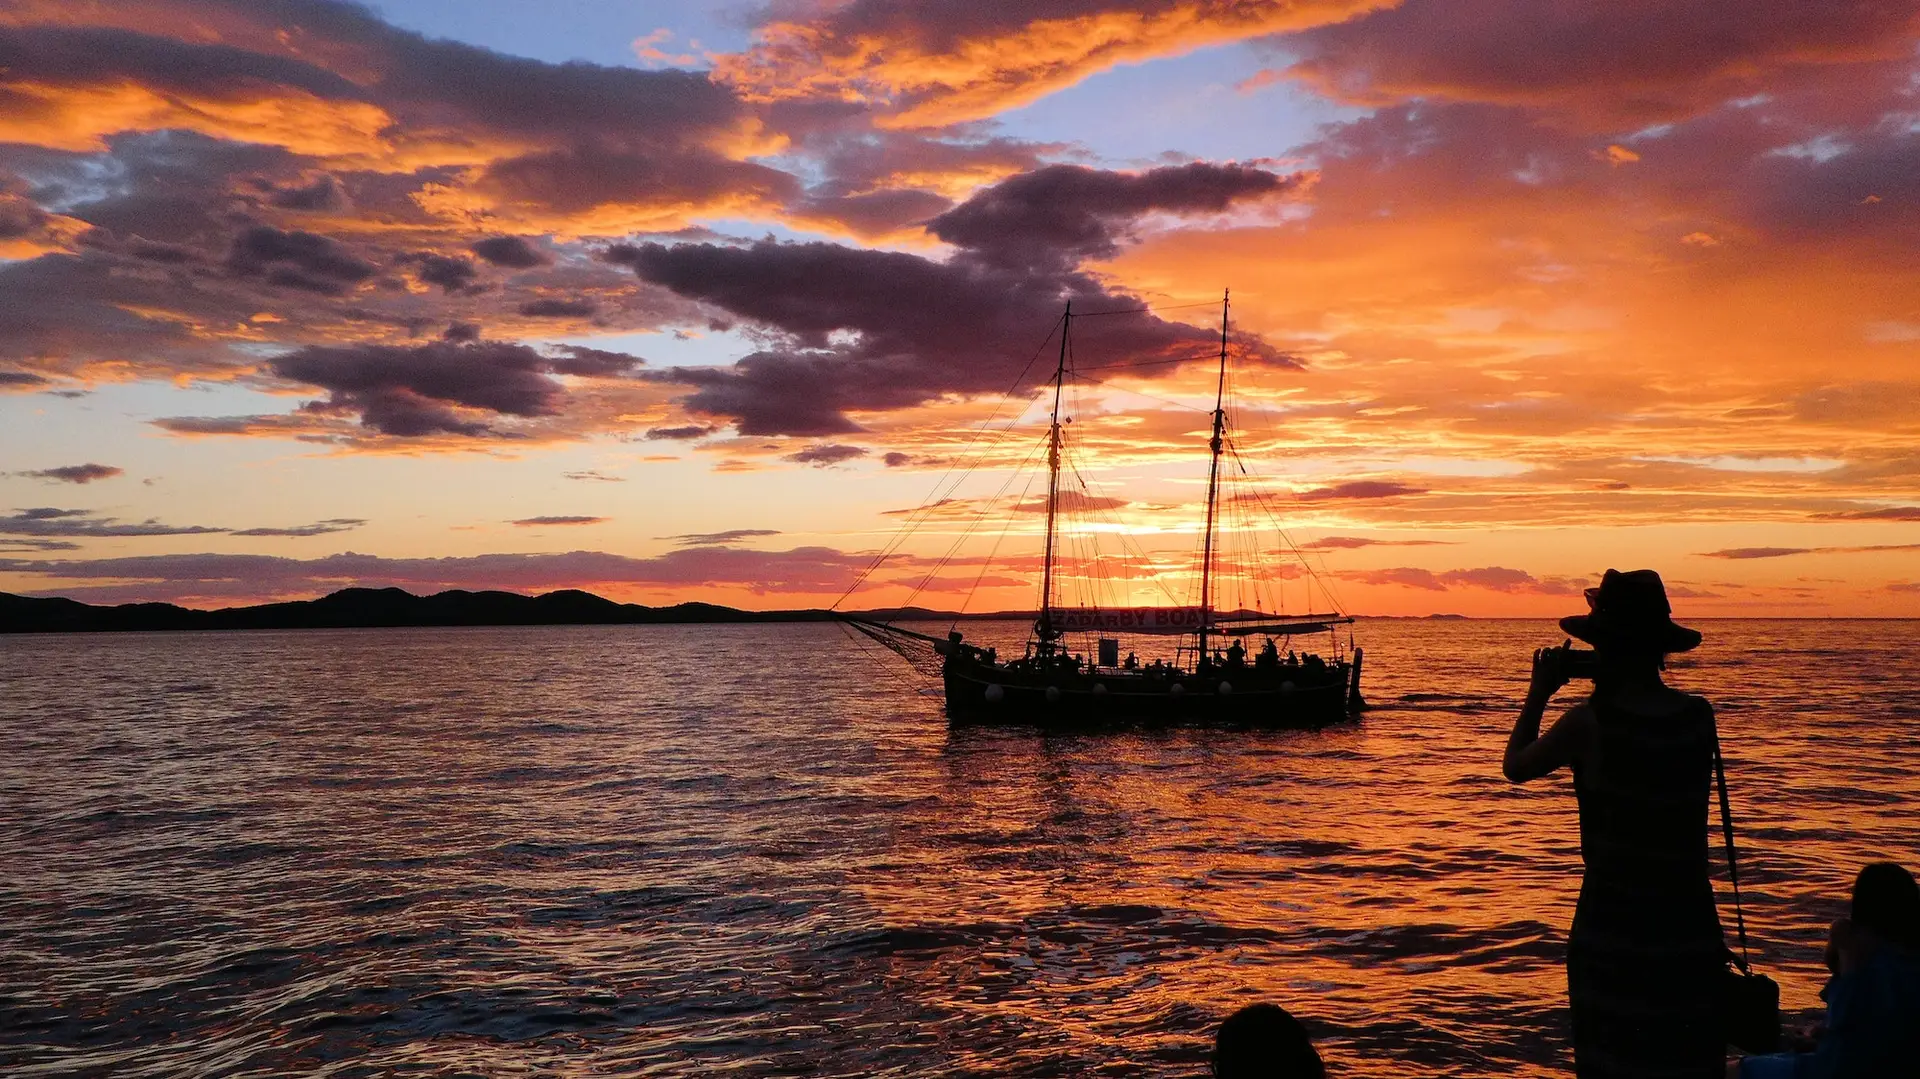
left=842, top=293, right=1362, bottom=728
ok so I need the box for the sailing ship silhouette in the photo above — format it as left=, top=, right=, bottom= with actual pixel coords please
left=844, top=292, right=1363, bottom=727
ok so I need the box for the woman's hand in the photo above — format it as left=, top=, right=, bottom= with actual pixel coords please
left=1528, top=641, right=1574, bottom=702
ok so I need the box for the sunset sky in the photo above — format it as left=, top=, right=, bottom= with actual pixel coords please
left=2, top=0, right=1918, bottom=616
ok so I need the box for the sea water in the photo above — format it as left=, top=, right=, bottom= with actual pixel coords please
left=2, top=619, right=1916, bottom=1076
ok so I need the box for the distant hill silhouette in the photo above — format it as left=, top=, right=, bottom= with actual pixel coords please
left=0, top=587, right=1003, bottom=634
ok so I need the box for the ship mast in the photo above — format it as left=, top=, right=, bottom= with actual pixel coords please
left=1037, top=302, right=1070, bottom=643
left=1198, top=290, right=1229, bottom=661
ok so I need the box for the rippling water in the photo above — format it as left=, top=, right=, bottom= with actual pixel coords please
left=3, top=619, right=1917, bottom=1076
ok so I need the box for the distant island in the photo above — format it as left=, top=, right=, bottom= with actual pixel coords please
left=0, top=586, right=994, bottom=634
left=0, top=587, right=1492, bottom=634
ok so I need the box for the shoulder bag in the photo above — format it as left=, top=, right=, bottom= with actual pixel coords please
left=1713, top=722, right=1782, bottom=1053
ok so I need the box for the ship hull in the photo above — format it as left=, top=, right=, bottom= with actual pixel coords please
left=942, top=657, right=1356, bottom=728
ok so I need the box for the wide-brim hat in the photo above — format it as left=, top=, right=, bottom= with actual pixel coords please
left=1559, top=568, right=1702, bottom=653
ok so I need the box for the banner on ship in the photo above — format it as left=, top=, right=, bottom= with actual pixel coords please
left=1047, top=606, right=1207, bottom=634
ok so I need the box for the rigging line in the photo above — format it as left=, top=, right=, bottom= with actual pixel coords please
left=830, top=315, right=1063, bottom=612
left=1064, top=450, right=1185, bottom=608
left=899, top=428, right=1051, bottom=615
left=1071, top=300, right=1232, bottom=317
left=950, top=465, right=1042, bottom=633
left=902, top=428, right=1050, bottom=608
left=1227, top=439, right=1351, bottom=616
left=1068, top=370, right=1210, bottom=413
left=1223, top=431, right=1347, bottom=611
left=1073, top=352, right=1222, bottom=373
left=837, top=620, right=937, bottom=695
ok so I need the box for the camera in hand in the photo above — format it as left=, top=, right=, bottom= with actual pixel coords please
left=1556, top=643, right=1599, bottom=679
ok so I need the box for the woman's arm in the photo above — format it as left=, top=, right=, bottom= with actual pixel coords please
left=1503, top=646, right=1589, bottom=782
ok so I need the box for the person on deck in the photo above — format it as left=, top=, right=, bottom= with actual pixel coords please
left=1258, top=638, right=1279, bottom=669
left=1502, top=568, right=1726, bottom=1078
left=1226, top=640, right=1246, bottom=668
left=1732, top=862, right=1920, bottom=1077
left=1125, top=651, right=1138, bottom=670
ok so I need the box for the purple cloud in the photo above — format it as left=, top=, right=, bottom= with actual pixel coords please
left=266, top=340, right=642, bottom=437
left=669, top=529, right=782, bottom=546
left=0, top=506, right=224, bottom=537
left=785, top=443, right=868, bottom=466
left=1296, top=481, right=1429, bottom=501
left=518, top=298, right=598, bottom=318
left=225, top=225, right=376, bottom=295
left=614, top=162, right=1304, bottom=435
left=231, top=518, right=366, bottom=537
left=1299, top=535, right=1449, bottom=549
left=15, top=464, right=123, bottom=485
left=471, top=236, right=551, bottom=268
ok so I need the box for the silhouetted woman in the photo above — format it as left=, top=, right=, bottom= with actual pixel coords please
left=1504, top=569, right=1725, bottom=1077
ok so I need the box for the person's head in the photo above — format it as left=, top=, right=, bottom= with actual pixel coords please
left=1212, top=1002, right=1325, bottom=1079
left=1851, top=862, right=1920, bottom=950
left=1560, top=568, right=1701, bottom=674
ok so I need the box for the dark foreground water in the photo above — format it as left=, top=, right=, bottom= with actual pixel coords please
left=2, top=619, right=1917, bottom=1077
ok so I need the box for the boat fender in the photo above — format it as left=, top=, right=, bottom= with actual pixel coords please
left=1169, top=683, right=1184, bottom=696
left=1280, top=680, right=1296, bottom=694
left=984, top=684, right=1005, bottom=704
left=1091, top=683, right=1107, bottom=695
left=1217, top=681, right=1233, bottom=696
left=1045, top=685, right=1062, bottom=703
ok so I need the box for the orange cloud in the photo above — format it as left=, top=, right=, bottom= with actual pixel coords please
left=0, top=79, right=395, bottom=157
left=717, top=0, right=1390, bottom=127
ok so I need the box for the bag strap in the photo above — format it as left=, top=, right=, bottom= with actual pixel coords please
left=1712, top=710, right=1754, bottom=972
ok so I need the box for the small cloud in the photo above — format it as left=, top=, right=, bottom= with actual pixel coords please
left=0, top=371, right=49, bottom=387
left=1700, top=546, right=1811, bottom=560
left=1296, top=481, right=1427, bottom=501
left=1236, top=68, right=1285, bottom=94
left=1341, top=565, right=1580, bottom=594
left=668, top=528, right=781, bottom=546
left=1861, top=194, right=1883, bottom=205
left=470, top=236, right=550, bottom=268
left=0, top=507, right=225, bottom=537
left=883, top=452, right=914, bottom=468
left=518, top=298, right=598, bottom=318
left=1013, top=492, right=1130, bottom=514
left=564, top=470, right=625, bottom=482
left=1700, top=543, right=1920, bottom=559
left=1889, top=581, right=1920, bottom=593
left=645, top=425, right=714, bottom=441
left=632, top=28, right=704, bottom=67
left=1816, top=506, right=1920, bottom=521
left=510, top=515, right=607, bottom=527
left=1598, top=144, right=1641, bottom=165
left=268, top=175, right=350, bottom=213
left=1681, top=231, right=1720, bottom=247
left=16, top=463, right=123, bottom=484
left=0, top=538, right=81, bottom=551
left=443, top=321, right=482, bottom=342
left=785, top=443, right=868, bottom=467
left=1299, top=535, right=1450, bottom=550
left=232, top=518, right=366, bottom=537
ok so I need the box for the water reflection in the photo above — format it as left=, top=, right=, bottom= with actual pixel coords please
left=0, top=619, right=1915, bottom=1076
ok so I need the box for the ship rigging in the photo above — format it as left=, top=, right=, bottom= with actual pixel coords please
left=839, top=291, right=1362, bottom=727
